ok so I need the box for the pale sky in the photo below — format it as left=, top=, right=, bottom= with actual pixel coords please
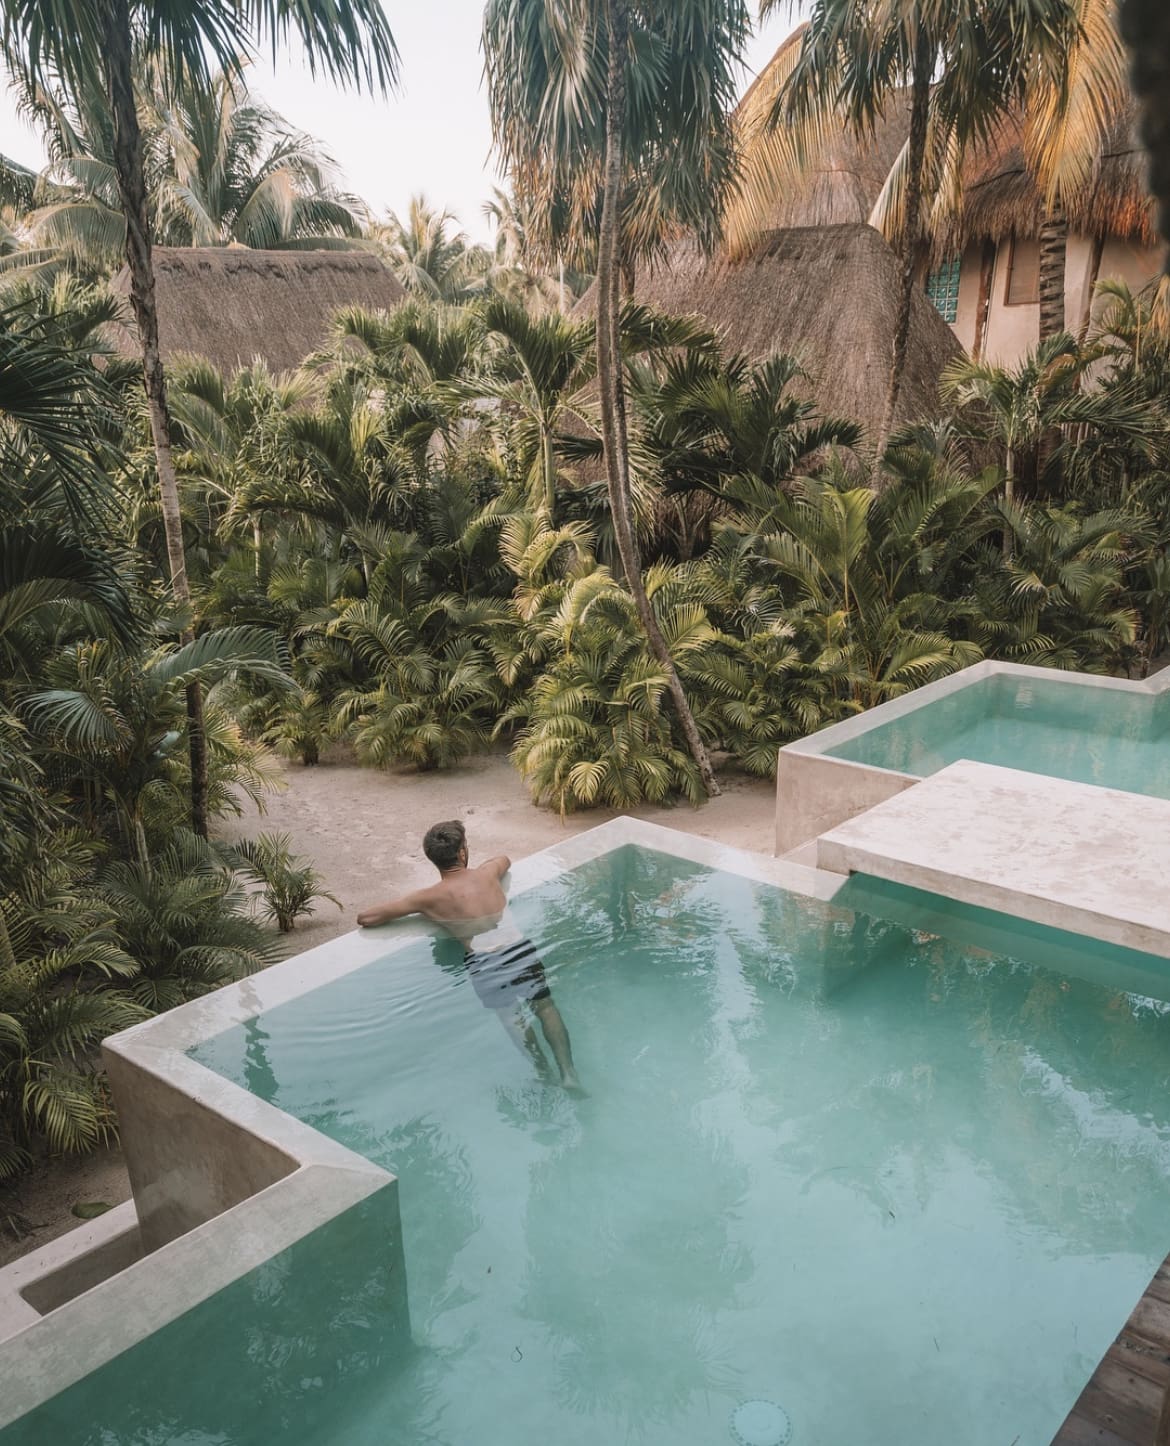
left=0, top=4, right=802, bottom=244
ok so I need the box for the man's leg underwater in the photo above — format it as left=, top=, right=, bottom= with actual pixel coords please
left=532, top=996, right=582, bottom=1091
left=496, top=1008, right=553, bottom=1081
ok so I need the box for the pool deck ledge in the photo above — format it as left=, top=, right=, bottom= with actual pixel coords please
left=816, top=760, right=1170, bottom=958
left=774, top=659, right=1170, bottom=853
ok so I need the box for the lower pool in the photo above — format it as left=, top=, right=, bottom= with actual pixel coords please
left=7, top=843, right=1170, bottom=1446
left=823, top=670, right=1170, bottom=796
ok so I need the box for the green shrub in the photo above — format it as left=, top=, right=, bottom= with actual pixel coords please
left=228, top=831, right=341, bottom=933
left=100, top=834, right=284, bottom=1011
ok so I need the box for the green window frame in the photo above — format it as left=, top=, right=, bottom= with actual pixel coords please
left=925, top=255, right=961, bottom=324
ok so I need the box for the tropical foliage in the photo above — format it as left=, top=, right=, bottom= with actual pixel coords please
left=1, top=0, right=1167, bottom=1198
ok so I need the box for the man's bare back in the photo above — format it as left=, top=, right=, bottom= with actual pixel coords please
left=356, top=853, right=512, bottom=946
left=357, top=820, right=583, bottom=1092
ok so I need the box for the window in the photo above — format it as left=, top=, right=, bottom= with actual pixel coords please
left=1004, top=237, right=1040, bottom=306
left=925, top=255, right=961, bottom=323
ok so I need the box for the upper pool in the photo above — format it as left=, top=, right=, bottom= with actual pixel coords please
left=823, top=668, right=1170, bottom=796
left=9, top=842, right=1170, bottom=1446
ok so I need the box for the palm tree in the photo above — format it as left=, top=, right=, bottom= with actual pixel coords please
left=0, top=871, right=145, bottom=1176
left=1027, top=0, right=1133, bottom=338
left=4, top=0, right=398, bottom=836
left=158, top=68, right=366, bottom=250
left=482, top=186, right=588, bottom=313
left=503, top=560, right=720, bottom=813
left=734, top=0, right=1072, bottom=461
left=23, top=626, right=292, bottom=863
left=758, top=465, right=990, bottom=709
left=472, top=297, right=597, bottom=518
left=0, top=288, right=124, bottom=520
left=980, top=501, right=1141, bottom=670
left=18, top=61, right=364, bottom=261
left=483, top=0, right=750, bottom=799
left=0, top=151, right=34, bottom=211
left=371, top=196, right=487, bottom=303
left=628, top=347, right=861, bottom=561
left=167, top=356, right=313, bottom=577
left=941, top=334, right=1157, bottom=550
left=640, top=350, right=862, bottom=501
left=226, top=376, right=415, bottom=567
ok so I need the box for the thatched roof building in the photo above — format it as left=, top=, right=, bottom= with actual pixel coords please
left=732, top=27, right=1161, bottom=363
left=748, top=102, right=1154, bottom=253
left=779, top=112, right=1156, bottom=254
left=111, top=247, right=405, bottom=375
left=737, top=26, right=1157, bottom=253
left=736, top=28, right=912, bottom=234
left=583, top=223, right=961, bottom=439
left=947, top=113, right=1157, bottom=253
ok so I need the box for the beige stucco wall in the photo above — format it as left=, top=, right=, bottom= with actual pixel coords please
left=949, top=235, right=1164, bottom=365
left=1084, top=238, right=1167, bottom=330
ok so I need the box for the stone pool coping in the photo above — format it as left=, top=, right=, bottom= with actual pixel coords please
left=0, top=817, right=845, bottom=1432
left=774, top=659, right=1170, bottom=854
left=818, top=759, right=1170, bottom=958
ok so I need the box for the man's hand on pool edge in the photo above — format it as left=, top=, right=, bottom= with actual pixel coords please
left=357, top=889, right=430, bottom=928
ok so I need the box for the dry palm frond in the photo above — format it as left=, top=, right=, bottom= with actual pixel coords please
left=725, top=24, right=822, bottom=257
left=1026, top=0, right=1131, bottom=210
left=869, top=110, right=965, bottom=254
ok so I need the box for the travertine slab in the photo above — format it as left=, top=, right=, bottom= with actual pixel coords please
left=816, top=759, right=1170, bottom=958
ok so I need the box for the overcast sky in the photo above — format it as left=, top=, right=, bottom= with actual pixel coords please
left=0, top=4, right=804, bottom=244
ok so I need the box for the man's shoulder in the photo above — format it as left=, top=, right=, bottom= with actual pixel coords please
left=476, top=854, right=511, bottom=879
left=409, top=878, right=445, bottom=909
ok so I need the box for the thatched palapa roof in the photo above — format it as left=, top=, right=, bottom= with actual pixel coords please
left=738, top=26, right=1156, bottom=252
left=588, top=223, right=961, bottom=439
left=738, top=30, right=912, bottom=233
left=734, top=25, right=910, bottom=236
left=952, top=113, right=1157, bottom=250
left=111, top=247, right=406, bottom=375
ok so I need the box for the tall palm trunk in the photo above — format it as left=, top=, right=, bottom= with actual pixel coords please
left=1037, top=201, right=1070, bottom=485
left=102, top=0, right=208, bottom=838
left=874, top=28, right=932, bottom=474
left=1038, top=199, right=1068, bottom=339
left=597, top=0, right=718, bottom=798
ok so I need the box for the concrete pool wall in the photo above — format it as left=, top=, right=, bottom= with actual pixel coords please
left=0, top=819, right=846, bottom=1434
left=774, top=659, right=1170, bottom=854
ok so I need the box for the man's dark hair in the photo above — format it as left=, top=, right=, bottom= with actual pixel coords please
left=423, top=820, right=466, bottom=871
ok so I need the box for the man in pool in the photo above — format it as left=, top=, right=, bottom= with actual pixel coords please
left=357, top=820, right=583, bottom=1092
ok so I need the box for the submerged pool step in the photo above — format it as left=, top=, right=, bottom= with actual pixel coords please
left=815, top=759, right=1170, bottom=959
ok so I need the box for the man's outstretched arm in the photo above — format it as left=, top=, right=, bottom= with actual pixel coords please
left=481, top=855, right=511, bottom=879
left=357, top=890, right=428, bottom=928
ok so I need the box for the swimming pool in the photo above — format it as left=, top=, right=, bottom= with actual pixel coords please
left=6, top=834, right=1170, bottom=1446
left=824, top=667, right=1170, bottom=796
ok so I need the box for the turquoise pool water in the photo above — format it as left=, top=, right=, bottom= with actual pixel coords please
left=8, top=845, right=1170, bottom=1446
left=824, top=672, right=1170, bottom=796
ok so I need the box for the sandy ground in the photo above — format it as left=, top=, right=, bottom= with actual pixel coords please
left=0, top=749, right=775, bottom=1270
